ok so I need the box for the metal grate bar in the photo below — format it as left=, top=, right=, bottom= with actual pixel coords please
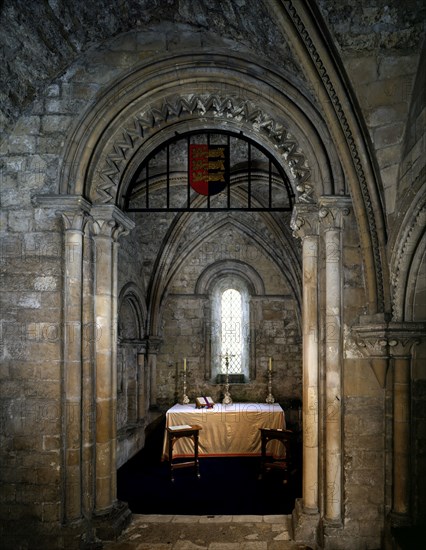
left=187, top=136, right=191, bottom=209
left=227, top=134, right=231, bottom=209
left=146, top=161, right=149, bottom=209
left=248, top=142, right=251, bottom=209
left=166, top=143, right=170, bottom=209
left=127, top=206, right=292, bottom=212
left=125, top=129, right=295, bottom=213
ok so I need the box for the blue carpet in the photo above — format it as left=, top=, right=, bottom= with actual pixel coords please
left=117, top=420, right=301, bottom=515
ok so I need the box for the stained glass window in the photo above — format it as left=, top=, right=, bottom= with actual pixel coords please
left=221, top=288, right=242, bottom=374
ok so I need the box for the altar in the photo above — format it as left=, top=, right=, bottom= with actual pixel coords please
left=162, top=402, right=285, bottom=460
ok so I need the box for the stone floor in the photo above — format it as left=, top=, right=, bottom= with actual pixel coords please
left=103, top=514, right=316, bottom=549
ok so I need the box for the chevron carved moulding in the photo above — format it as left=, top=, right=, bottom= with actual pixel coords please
left=95, top=94, right=311, bottom=204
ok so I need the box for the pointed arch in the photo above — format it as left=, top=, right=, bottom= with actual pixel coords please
left=269, top=0, right=390, bottom=313
left=147, top=214, right=301, bottom=335
left=390, top=178, right=426, bottom=322
left=117, top=282, right=147, bottom=340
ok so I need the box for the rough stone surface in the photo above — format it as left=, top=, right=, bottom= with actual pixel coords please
left=0, top=0, right=302, bottom=140
left=101, top=515, right=311, bottom=550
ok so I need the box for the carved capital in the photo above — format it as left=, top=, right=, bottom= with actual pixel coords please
left=291, top=204, right=319, bottom=239
left=137, top=339, right=148, bottom=356
left=61, top=210, right=91, bottom=232
left=352, top=316, right=387, bottom=353
left=352, top=316, right=392, bottom=388
left=318, top=196, right=351, bottom=230
left=388, top=338, right=419, bottom=358
left=91, top=205, right=135, bottom=241
left=387, top=322, right=425, bottom=357
left=147, top=336, right=163, bottom=355
left=33, top=194, right=92, bottom=232
left=355, top=334, right=389, bottom=359
left=352, top=319, right=425, bottom=357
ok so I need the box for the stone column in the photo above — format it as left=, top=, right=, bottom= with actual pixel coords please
left=387, top=325, right=424, bottom=525
left=352, top=321, right=425, bottom=532
left=81, top=218, right=96, bottom=522
left=392, top=348, right=411, bottom=520
left=291, top=205, right=319, bottom=514
left=61, top=204, right=91, bottom=521
left=319, top=196, right=350, bottom=524
left=137, top=340, right=148, bottom=420
left=35, top=195, right=92, bottom=524
left=147, top=337, right=162, bottom=410
left=91, top=206, right=134, bottom=513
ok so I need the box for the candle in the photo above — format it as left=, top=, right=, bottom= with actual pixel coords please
left=269, top=357, right=272, bottom=372
left=184, top=358, right=187, bottom=372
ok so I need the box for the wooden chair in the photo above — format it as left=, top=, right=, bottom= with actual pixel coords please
left=166, top=424, right=202, bottom=482
left=259, top=427, right=297, bottom=484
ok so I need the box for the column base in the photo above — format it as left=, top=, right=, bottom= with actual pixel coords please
left=320, top=519, right=346, bottom=550
left=383, top=513, right=420, bottom=550
left=388, top=511, right=411, bottom=528
left=92, top=500, right=132, bottom=541
left=291, top=498, right=320, bottom=544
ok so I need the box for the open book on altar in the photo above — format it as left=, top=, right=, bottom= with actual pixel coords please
left=168, top=424, right=192, bottom=431
left=195, top=396, right=215, bottom=409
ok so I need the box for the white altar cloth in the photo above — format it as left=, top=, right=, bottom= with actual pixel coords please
left=162, top=402, right=285, bottom=459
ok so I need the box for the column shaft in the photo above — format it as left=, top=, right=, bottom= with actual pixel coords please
left=149, top=353, right=158, bottom=408
left=110, top=238, right=120, bottom=501
left=63, top=226, right=84, bottom=520
left=93, top=233, right=114, bottom=511
left=91, top=206, right=134, bottom=514
left=324, top=228, right=342, bottom=522
left=81, top=227, right=95, bottom=519
left=302, top=235, right=319, bottom=512
left=137, top=349, right=147, bottom=420
left=147, top=337, right=162, bottom=409
left=393, top=356, right=411, bottom=516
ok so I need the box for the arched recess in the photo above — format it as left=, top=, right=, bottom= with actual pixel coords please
left=195, top=259, right=266, bottom=297
left=269, top=0, right=389, bottom=314
left=116, top=283, right=148, bottom=468
left=57, top=51, right=344, bottom=337
left=118, top=282, right=146, bottom=340
left=387, top=177, right=426, bottom=526
left=390, top=182, right=426, bottom=323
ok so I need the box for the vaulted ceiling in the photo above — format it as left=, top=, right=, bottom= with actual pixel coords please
left=1, top=0, right=424, bottom=141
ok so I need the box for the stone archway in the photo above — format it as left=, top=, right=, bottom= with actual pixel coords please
left=46, top=22, right=388, bottom=546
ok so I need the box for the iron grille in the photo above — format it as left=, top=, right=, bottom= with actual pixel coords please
left=125, top=130, right=294, bottom=212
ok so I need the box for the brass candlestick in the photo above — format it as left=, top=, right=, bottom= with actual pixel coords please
left=266, top=369, right=275, bottom=404
left=222, top=353, right=233, bottom=405
left=182, top=369, right=189, bottom=404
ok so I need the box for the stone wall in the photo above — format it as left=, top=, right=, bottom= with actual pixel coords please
left=318, top=0, right=425, bottom=220
left=341, top=210, right=386, bottom=549
left=0, top=0, right=303, bottom=139
left=0, top=205, right=64, bottom=538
